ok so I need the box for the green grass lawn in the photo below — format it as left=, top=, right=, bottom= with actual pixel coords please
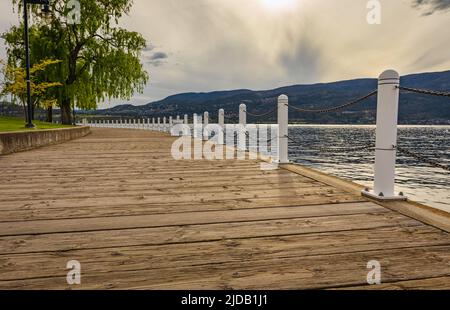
left=0, top=116, right=74, bottom=132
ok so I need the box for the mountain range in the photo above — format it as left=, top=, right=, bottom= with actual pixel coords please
left=71, top=70, right=450, bottom=125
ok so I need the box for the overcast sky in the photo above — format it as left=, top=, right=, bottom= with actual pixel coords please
left=1, top=0, right=450, bottom=108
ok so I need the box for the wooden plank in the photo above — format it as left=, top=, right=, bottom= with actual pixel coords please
left=0, top=202, right=387, bottom=236
left=0, top=167, right=288, bottom=183
left=0, top=171, right=314, bottom=191
left=0, top=212, right=421, bottom=254
left=1, top=226, right=449, bottom=282
left=0, top=169, right=293, bottom=185
left=0, top=194, right=364, bottom=222
left=0, top=180, right=322, bottom=202
left=1, top=245, right=449, bottom=290
left=0, top=185, right=343, bottom=210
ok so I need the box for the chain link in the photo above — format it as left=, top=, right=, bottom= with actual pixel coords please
left=398, top=86, right=450, bottom=98
left=244, top=107, right=278, bottom=118
left=287, top=90, right=378, bottom=114
left=396, top=146, right=450, bottom=172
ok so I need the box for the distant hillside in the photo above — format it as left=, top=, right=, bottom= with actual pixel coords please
left=76, top=70, right=450, bottom=125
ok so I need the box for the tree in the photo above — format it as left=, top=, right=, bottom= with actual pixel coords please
left=1, top=58, right=62, bottom=122
left=7, top=0, right=149, bottom=124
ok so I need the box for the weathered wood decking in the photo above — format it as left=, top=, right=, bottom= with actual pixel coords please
left=0, top=128, right=449, bottom=289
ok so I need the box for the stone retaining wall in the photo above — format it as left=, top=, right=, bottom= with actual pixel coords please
left=0, top=126, right=90, bottom=155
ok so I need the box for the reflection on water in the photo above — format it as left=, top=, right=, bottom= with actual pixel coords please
left=287, top=125, right=450, bottom=212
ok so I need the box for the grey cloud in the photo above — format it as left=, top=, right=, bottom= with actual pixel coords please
left=412, top=0, right=450, bottom=15
left=143, top=44, right=155, bottom=52
left=147, top=52, right=169, bottom=67
left=150, top=52, right=168, bottom=60
left=278, top=26, right=323, bottom=84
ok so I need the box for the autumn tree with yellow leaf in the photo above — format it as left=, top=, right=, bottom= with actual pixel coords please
left=1, top=58, right=62, bottom=122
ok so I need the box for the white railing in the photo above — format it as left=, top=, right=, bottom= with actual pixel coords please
left=80, top=69, right=446, bottom=202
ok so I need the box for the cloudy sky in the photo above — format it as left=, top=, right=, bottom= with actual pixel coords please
left=1, top=0, right=450, bottom=108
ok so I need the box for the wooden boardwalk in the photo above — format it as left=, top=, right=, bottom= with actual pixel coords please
left=0, top=128, right=449, bottom=289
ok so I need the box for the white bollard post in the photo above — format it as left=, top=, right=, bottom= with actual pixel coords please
left=169, top=116, right=174, bottom=135
left=277, top=95, right=289, bottom=164
left=239, top=104, right=247, bottom=126
left=238, top=104, right=247, bottom=151
left=192, top=113, right=196, bottom=137
left=163, top=117, right=167, bottom=132
left=193, top=113, right=201, bottom=139
left=218, top=109, right=225, bottom=128
left=218, top=109, right=225, bottom=145
left=363, top=70, right=406, bottom=201
left=203, top=112, right=209, bottom=140
left=157, top=117, right=161, bottom=131
left=182, top=114, right=189, bottom=136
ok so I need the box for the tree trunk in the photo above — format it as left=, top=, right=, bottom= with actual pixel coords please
left=61, top=98, right=72, bottom=125
left=46, top=106, right=53, bottom=123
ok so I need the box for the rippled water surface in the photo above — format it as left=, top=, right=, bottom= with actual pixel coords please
left=287, top=125, right=449, bottom=212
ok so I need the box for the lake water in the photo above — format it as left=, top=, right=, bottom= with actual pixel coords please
left=286, top=125, right=449, bottom=212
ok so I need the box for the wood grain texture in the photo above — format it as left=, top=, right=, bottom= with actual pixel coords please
left=0, top=128, right=448, bottom=290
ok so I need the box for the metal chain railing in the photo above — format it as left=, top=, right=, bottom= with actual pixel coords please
left=398, top=86, right=450, bottom=98
left=244, top=107, right=278, bottom=118
left=396, top=145, right=450, bottom=172
left=287, top=134, right=448, bottom=171
left=287, top=90, right=378, bottom=114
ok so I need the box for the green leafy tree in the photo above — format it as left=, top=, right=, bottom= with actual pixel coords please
left=6, top=0, right=149, bottom=124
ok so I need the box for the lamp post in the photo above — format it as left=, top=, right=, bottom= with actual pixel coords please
left=23, top=0, right=50, bottom=128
